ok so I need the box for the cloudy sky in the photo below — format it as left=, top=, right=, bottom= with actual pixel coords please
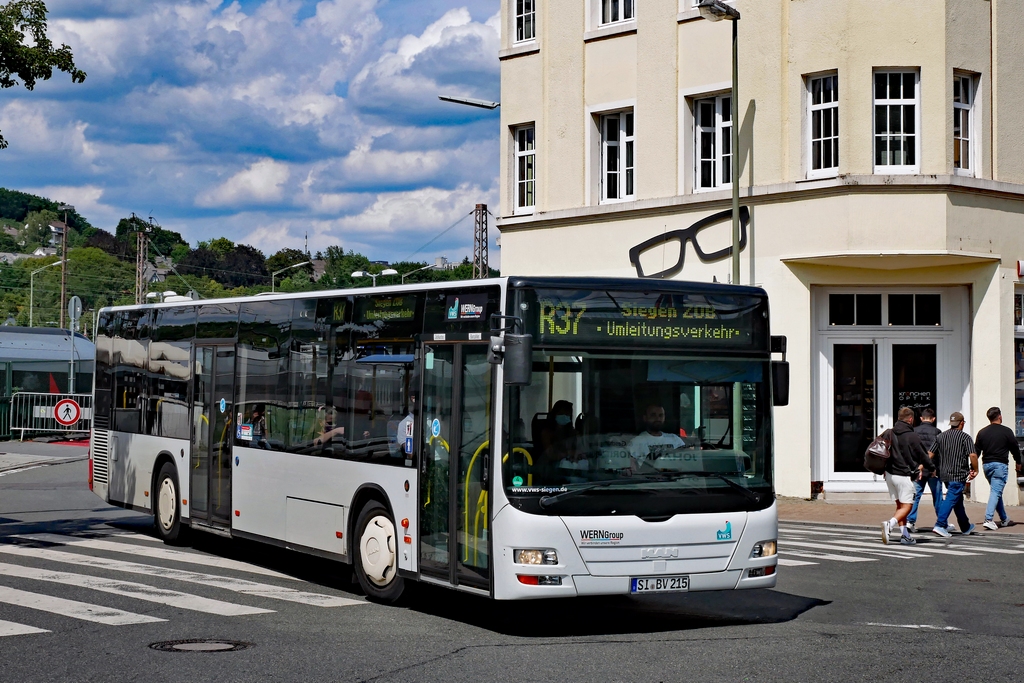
left=0, top=0, right=501, bottom=264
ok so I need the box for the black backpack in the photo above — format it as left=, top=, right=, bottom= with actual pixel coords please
left=864, top=428, right=901, bottom=475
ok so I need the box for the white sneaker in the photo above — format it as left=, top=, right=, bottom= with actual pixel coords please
left=881, top=520, right=891, bottom=545
left=983, top=520, right=998, bottom=531
left=907, top=522, right=917, bottom=534
left=947, top=524, right=957, bottom=533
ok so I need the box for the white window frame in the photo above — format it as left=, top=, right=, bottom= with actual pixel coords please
left=601, top=0, right=634, bottom=26
left=807, top=72, right=839, bottom=179
left=953, top=72, right=975, bottom=177
left=600, top=110, right=634, bottom=203
left=873, top=69, right=920, bottom=174
left=693, top=93, right=732, bottom=192
left=514, top=0, right=536, bottom=44
left=513, top=124, right=536, bottom=214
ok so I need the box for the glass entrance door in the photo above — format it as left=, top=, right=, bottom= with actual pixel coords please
left=831, top=343, right=877, bottom=473
left=891, top=343, right=937, bottom=425
left=418, top=344, right=492, bottom=589
left=191, top=345, right=234, bottom=526
left=826, top=339, right=942, bottom=479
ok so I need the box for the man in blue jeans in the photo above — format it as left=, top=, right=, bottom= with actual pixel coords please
left=973, top=406, right=1021, bottom=530
left=929, top=411, right=978, bottom=538
left=907, top=408, right=941, bottom=533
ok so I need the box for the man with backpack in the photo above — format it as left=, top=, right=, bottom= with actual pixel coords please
left=881, top=407, right=931, bottom=545
left=907, top=408, right=941, bottom=533
left=929, top=411, right=978, bottom=538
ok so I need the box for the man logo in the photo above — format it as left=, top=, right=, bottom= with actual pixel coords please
left=640, top=547, right=679, bottom=559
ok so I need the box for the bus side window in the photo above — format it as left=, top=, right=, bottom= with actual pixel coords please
left=237, top=299, right=292, bottom=451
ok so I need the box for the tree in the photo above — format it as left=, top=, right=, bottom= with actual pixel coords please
left=266, top=247, right=313, bottom=277
left=0, top=1, right=86, bottom=149
left=20, top=208, right=55, bottom=249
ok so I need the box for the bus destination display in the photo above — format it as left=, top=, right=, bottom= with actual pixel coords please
left=526, top=289, right=765, bottom=348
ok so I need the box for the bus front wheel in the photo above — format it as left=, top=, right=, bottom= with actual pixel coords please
left=154, top=463, right=182, bottom=543
left=353, top=501, right=404, bottom=603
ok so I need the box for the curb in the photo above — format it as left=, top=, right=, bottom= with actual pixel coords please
left=0, top=455, right=88, bottom=474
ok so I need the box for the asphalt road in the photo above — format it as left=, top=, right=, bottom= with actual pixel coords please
left=1, top=460, right=1022, bottom=683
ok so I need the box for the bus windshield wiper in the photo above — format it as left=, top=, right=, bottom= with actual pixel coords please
left=538, top=480, right=638, bottom=509
left=649, top=471, right=763, bottom=504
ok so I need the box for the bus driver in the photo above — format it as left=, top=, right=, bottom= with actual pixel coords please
left=628, top=402, right=684, bottom=471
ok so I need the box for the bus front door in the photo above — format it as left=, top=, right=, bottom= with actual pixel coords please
left=418, top=344, right=492, bottom=591
left=191, top=345, right=235, bottom=528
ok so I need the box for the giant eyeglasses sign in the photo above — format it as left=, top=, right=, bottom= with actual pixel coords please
left=523, top=288, right=766, bottom=349
left=629, top=206, right=750, bottom=279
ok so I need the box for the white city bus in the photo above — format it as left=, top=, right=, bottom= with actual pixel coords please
left=89, top=277, right=787, bottom=601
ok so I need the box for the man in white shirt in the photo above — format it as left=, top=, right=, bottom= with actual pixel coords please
left=628, top=403, right=684, bottom=470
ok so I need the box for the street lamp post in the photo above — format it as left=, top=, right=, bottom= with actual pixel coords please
left=57, top=204, right=74, bottom=327
left=30, top=260, right=64, bottom=328
left=697, top=0, right=741, bottom=285
left=272, top=261, right=312, bottom=292
left=400, top=263, right=438, bottom=284
left=351, top=269, right=399, bottom=287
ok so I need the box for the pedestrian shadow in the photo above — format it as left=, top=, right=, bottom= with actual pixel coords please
left=0, top=514, right=149, bottom=539
left=401, top=585, right=829, bottom=637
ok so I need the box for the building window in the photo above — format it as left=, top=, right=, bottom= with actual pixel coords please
left=887, top=294, right=940, bottom=326
left=694, top=95, right=732, bottom=191
left=514, top=125, right=536, bottom=212
left=515, top=0, right=535, bottom=43
left=953, top=74, right=974, bottom=175
left=874, top=70, right=919, bottom=172
left=601, top=111, right=634, bottom=202
left=829, top=294, right=881, bottom=326
left=1014, top=292, right=1024, bottom=327
left=808, top=73, right=839, bottom=176
left=602, top=0, right=633, bottom=25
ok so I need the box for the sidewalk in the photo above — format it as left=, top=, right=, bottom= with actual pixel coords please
left=0, top=441, right=89, bottom=473
left=777, top=496, right=1024, bottom=535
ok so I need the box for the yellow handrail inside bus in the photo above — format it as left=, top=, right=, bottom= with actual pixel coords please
left=464, top=442, right=533, bottom=565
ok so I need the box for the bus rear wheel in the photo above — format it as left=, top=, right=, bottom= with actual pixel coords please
left=154, top=463, right=182, bottom=544
left=353, top=501, right=404, bottom=603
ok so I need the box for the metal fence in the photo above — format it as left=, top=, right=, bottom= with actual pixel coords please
left=9, top=392, right=92, bottom=441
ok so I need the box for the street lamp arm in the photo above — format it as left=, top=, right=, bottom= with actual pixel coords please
left=697, top=0, right=740, bottom=20
left=271, top=260, right=312, bottom=292
left=438, top=95, right=500, bottom=110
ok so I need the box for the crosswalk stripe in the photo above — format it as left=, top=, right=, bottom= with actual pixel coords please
left=0, top=618, right=49, bottom=637
left=15, top=534, right=297, bottom=579
left=950, top=545, right=1024, bottom=555
left=778, top=558, right=817, bottom=567
left=780, top=529, right=983, bottom=556
left=778, top=550, right=875, bottom=563
left=0, top=545, right=363, bottom=608
left=781, top=524, right=1020, bottom=547
left=780, top=539, right=926, bottom=559
left=0, top=562, right=273, bottom=617
left=0, top=585, right=165, bottom=625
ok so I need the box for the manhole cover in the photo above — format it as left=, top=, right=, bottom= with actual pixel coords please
left=149, top=639, right=252, bottom=653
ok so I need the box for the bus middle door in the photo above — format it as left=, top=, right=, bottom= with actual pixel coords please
left=418, top=343, right=492, bottom=591
left=191, top=344, right=235, bottom=528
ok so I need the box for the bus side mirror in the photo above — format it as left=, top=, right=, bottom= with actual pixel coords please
left=772, top=360, right=789, bottom=407
left=503, top=333, right=533, bottom=386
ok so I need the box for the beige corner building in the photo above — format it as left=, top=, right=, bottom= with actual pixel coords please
left=496, top=0, right=1024, bottom=504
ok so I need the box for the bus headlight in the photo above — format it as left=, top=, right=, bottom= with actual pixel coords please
left=514, top=549, right=558, bottom=565
left=751, top=540, right=777, bottom=558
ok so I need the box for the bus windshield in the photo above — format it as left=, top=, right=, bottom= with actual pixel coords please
left=502, top=351, right=773, bottom=517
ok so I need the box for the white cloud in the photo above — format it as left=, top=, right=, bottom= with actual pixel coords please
left=23, top=185, right=121, bottom=227
left=196, top=158, right=291, bottom=207
left=0, top=1, right=503, bottom=263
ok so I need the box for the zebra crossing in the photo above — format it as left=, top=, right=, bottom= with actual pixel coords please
left=777, top=522, right=1024, bottom=568
left=0, top=528, right=365, bottom=639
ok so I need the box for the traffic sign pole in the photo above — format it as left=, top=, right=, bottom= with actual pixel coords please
left=67, top=296, right=82, bottom=394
